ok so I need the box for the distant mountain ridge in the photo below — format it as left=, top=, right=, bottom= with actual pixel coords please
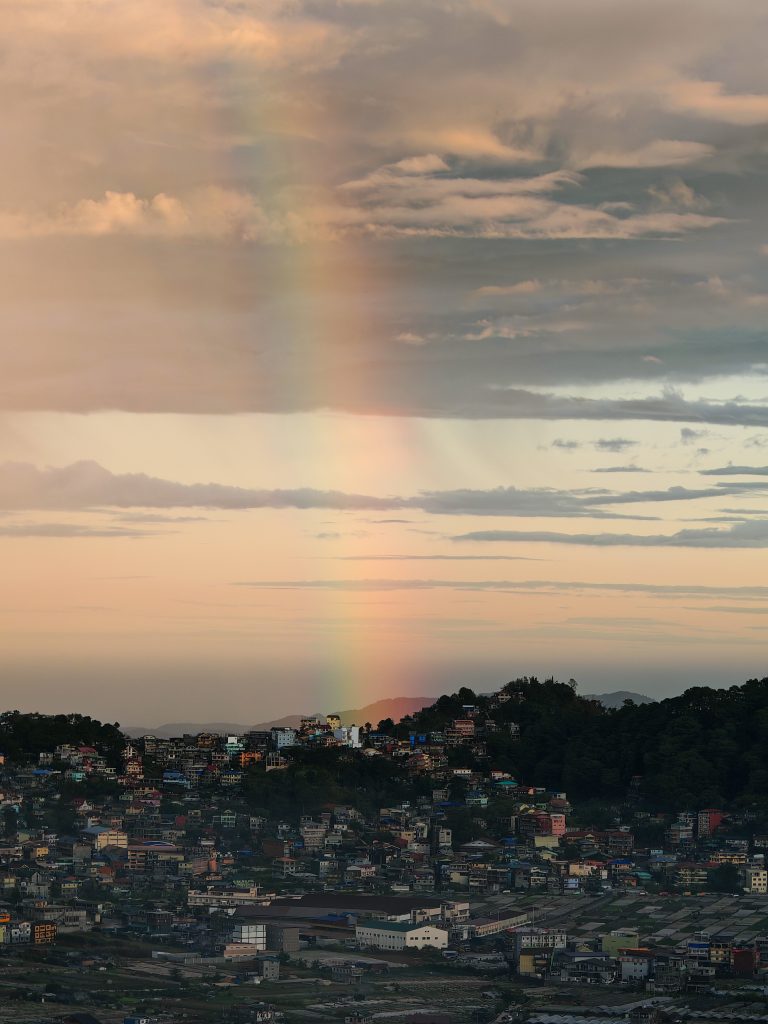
left=583, top=690, right=655, bottom=708
left=123, top=696, right=434, bottom=738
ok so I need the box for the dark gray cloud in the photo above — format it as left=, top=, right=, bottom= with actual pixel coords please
left=592, top=466, right=651, bottom=473
left=594, top=485, right=728, bottom=505
left=413, top=485, right=647, bottom=519
left=701, top=465, right=768, bottom=476
left=0, top=460, right=403, bottom=513
left=452, top=519, right=768, bottom=547
left=594, top=438, right=638, bottom=453
left=681, top=427, right=709, bottom=445
left=552, top=439, right=581, bottom=450
left=2, top=461, right=761, bottom=524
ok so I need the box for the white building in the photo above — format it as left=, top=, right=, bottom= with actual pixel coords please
left=230, top=922, right=267, bottom=949
left=356, top=921, right=448, bottom=951
left=272, top=728, right=297, bottom=749
left=334, top=726, right=362, bottom=748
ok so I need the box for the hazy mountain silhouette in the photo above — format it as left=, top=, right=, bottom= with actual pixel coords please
left=123, top=696, right=435, bottom=738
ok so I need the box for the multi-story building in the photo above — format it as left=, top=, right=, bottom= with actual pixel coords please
left=697, top=808, right=724, bottom=837
left=230, top=922, right=267, bottom=949
left=511, top=926, right=567, bottom=976
left=675, top=864, right=709, bottom=888
left=742, top=866, right=768, bottom=893
left=82, top=826, right=128, bottom=851
left=31, top=922, right=57, bottom=944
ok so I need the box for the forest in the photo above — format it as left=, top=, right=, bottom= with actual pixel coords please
left=386, top=676, right=768, bottom=809
left=0, top=711, right=125, bottom=767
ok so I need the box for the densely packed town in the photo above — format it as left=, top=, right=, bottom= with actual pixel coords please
left=2, top=686, right=768, bottom=1023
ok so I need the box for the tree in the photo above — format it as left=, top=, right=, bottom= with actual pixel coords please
left=2, top=806, right=17, bottom=836
left=707, top=862, right=741, bottom=893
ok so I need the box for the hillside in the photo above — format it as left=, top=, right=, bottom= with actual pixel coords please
left=386, top=676, right=768, bottom=810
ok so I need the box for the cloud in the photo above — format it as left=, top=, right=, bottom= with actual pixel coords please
left=0, top=522, right=155, bottom=538
left=413, top=485, right=646, bottom=519
left=7, top=1, right=349, bottom=78
left=0, top=461, right=403, bottom=512
left=333, top=554, right=539, bottom=562
left=114, top=513, right=212, bottom=523
left=452, top=519, right=768, bottom=548
left=1, top=461, right=762, bottom=523
left=647, top=180, right=711, bottom=211
left=594, top=485, right=728, bottom=506
left=0, top=189, right=275, bottom=242
left=0, top=462, right=642, bottom=520
left=700, top=465, right=768, bottom=476
left=462, top=389, right=768, bottom=426
left=476, top=280, right=543, bottom=296
left=592, top=465, right=650, bottom=474
left=3, top=0, right=768, bottom=423
left=594, top=438, right=637, bottom=453
left=391, top=154, right=450, bottom=174
left=338, top=162, right=724, bottom=240
left=666, top=79, right=768, bottom=125
left=680, top=427, right=708, bottom=445
left=0, top=172, right=724, bottom=245
left=232, top=577, right=768, bottom=597
left=578, top=140, right=713, bottom=169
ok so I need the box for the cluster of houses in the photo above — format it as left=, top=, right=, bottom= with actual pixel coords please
left=509, top=926, right=768, bottom=989
left=0, top=693, right=766, bottom=996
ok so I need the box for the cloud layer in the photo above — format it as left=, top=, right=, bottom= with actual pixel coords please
left=2, top=0, right=768, bottom=416
left=453, top=520, right=768, bottom=548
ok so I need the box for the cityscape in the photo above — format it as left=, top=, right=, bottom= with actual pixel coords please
left=4, top=1, right=768, bottom=1023
left=1, top=678, right=768, bottom=1021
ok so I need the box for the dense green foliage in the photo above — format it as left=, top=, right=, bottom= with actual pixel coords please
left=389, top=676, right=768, bottom=809
left=243, top=746, right=432, bottom=818
left=706, top=862, right=742, bottom=892
left=0, top=711, right=125, bottom=765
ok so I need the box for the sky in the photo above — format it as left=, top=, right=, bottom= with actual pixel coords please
left=3, top=0, right=768, bottom=724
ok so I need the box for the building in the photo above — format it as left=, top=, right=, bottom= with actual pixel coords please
left=356, top=921, right=448, bottom=951
left=187, top=886, right=270, bottom=909
left=555, top=949, right=616, bottom=985
left=32, top=922, right=57, bottom=944
left=511, top=927, right=567, bottom=977
left=697, top=809, right=724, bottom=837
left=674, top=864, right=709, bottom=889
left=82, top=826, right=128, bottom=851
left=468, top=912, right=528, bottom=938
left=618, top=950, right=654, bottom=983
left=743, top=866, right=768, bottom=893
left=265, top=923, right=300, bottom=952
left=272, top=728, right=296, bottom=749
left=230, top=922, right=267, bottom=949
